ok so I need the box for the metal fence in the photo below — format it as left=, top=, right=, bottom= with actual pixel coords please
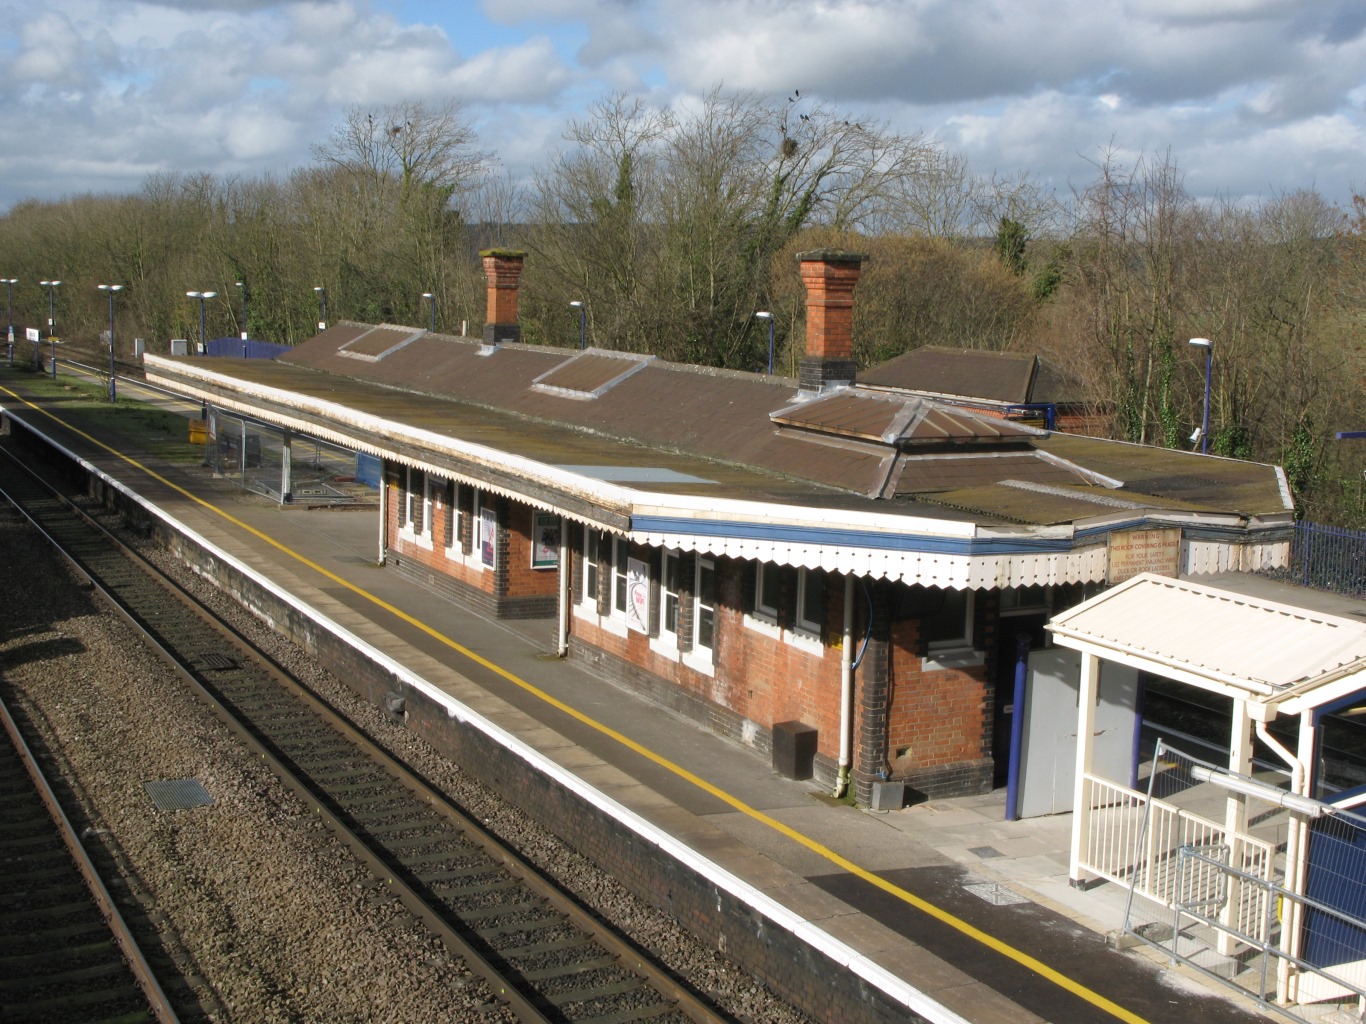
left=1122, top=741, right=1366, bottom=1022
left=1291, top=521, right=1366, bottom=597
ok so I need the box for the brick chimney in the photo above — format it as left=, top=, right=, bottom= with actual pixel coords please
left=481, top=248, right=525, bottom=346
left=797, top=248, right=866, bottom=392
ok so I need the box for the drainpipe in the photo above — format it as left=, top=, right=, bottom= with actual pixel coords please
left=1255, top=718, right=1308, bottom=1005
left=834, top=574, right=855, bottom=798
left=376, top=462, right=388, bottom=566
left=556, top=515, right=570, bottom=657
left=1005, top=632, right=1030, bottom=821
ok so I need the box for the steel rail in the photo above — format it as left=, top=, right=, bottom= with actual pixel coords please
left=0, top=442, right=726, bottom=1024
left=0, top=682, right=180, bottom=1024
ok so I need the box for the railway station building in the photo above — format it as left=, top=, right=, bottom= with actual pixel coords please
left=143, top=248, right=1295, bottom=808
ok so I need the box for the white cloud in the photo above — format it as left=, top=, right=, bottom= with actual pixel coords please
left=0, top=0, right=1360, bottom=213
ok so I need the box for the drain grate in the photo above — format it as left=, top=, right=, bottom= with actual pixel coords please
left=962, top=881, right=1030, bottom=906
left=195, top=652, right=238, bottom=671
left=144, top=778, right=214, bottom=812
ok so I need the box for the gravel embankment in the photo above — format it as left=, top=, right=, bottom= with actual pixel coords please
left=0, top=498, right=816, bottom=1024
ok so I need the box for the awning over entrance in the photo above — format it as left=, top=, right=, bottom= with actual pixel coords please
left=1048, top=572, right=1366, bottom=718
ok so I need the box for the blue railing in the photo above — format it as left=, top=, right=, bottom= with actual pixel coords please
left=1293, top=521, right=1366, bottom=597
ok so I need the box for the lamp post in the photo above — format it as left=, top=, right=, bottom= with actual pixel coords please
left=314, top=286, right=327, bottom=331
left=3, top=278, right=16, bottom=366
left=187, top=290, right=217, bottom=355
left=569, top=300, right=586, bottom=350
left=38, top=279, right=60, bottom=371
left=1189, top=337, right=1212, bottom=454
left=97, top=284, right=123, bottom=401
left=235, top=281, right=247, bottom=341
left=754, top=311, right=775, bottom=375
left=422, top=292, right=436, bottom=333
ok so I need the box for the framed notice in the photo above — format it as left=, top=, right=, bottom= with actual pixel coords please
left=532, top=513, right=560, bottom=569
left=625, top=557, right=650, bottom=634
left=1107, top=528, right=1181, bottom=584
left=480, top=506, right=497, bottom=568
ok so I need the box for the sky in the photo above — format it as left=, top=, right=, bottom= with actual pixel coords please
left=0, top=0, right=1363, bottom=216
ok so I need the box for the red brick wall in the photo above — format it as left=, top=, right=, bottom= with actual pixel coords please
left=884, top=618, right=988, bottom=772
left=386, top=477, right=496, bottom=597
left=502, top=504, right=558, bottom=599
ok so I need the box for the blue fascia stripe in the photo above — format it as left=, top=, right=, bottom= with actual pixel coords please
left=631, top=515, right=1076, bottom=556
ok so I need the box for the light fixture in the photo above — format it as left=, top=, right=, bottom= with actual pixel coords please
left=187, top=291, right=218, bottom=354
left=754, top=311, right=775, bottom=375
left=422, top=292, right=436, bottom=333
left=1189, top=337, right=1212, bottom=454
left=569, top=300, right=586, bottom=350
left=1191, top=765, right=1325, bottom=818
left=97, top=284, right=124, bottom=401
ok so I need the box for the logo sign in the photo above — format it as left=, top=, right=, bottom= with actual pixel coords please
left=626, top=556, right=650, bottom=634
left=26, top=327, right=39, bottom=342
left=1107, top=528, right=1182, bottom=584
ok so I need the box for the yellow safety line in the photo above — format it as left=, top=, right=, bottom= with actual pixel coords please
left=2, top=383, right=1150, bottom=1024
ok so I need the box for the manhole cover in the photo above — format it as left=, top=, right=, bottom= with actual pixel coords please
left=969, top=845, right=1004, bottom=859
left=962, top=881, right=1030, bottom=906
left=144, top=779, right=214, bottom=812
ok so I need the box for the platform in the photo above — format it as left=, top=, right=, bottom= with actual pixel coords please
left=0, top=368, right=1274, bottom=1024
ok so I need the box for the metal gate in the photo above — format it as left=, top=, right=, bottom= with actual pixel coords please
left=1122, top=741, right=1366, bottom=1022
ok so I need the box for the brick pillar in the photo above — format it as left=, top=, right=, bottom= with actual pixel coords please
left=797, top=248, right=866, bottom=392
left=854, top=580, right=893, bottom=806
left=481, top=248, right=526, bottom=346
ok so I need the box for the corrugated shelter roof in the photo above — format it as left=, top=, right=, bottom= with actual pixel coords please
left=1049, top=574, right=1366, bottom=712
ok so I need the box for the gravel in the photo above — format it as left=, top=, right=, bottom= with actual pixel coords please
left=0, top=492, right=817, bottom=1024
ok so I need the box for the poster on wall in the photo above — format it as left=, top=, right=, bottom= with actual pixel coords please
left=480, top=507, right=497, bottom=568
left=532, top=513, right=560, bottom=569
left=626, top=557, right=650, bottom=634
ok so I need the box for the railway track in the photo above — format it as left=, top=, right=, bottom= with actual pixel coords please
left=0, top=443, right=726, bottom=1024
left=0, top=692, right=177, bottom=1024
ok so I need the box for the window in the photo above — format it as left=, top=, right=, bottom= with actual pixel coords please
left=754, top=562, right=782, bottom=620
left=399, top=466, right=431, bottom=543
left=443, top=480, right=458, bottom=553
left=660, top=549, right=681, bottom=643
left=795, top=569, right=826, bottom=636
left=694, top=557, right=716, bottom=655
left=611, top=537, right=629, bottom=618
left=921, top=588, right=973, bottom=651
left=583, top=529, right=602, bottom=605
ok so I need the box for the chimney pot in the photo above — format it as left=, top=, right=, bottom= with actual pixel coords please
left=797, top=249, right=866, bottom=392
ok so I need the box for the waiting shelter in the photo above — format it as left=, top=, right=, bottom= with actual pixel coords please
left=1047, top=572, right=1366, bottom=1015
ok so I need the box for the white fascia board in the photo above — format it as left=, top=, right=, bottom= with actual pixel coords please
left=1048, top=629, right=1279, bottom=699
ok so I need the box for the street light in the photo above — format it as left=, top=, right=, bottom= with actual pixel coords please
left=314, top=286, right=327, bottom=331
left=2, top=278, right=16, bottom=366
left=97, top=284, right=124, bottom=401
left=187, top=290, right=217, bottom=355
left=569, top=300, right=586, bottom=350
left=1189, top=337, right=1212, bottom=454
left=235, top=281, right=248, bottom=341
left=422, top=292, right=436, bottom=333
left=38, top=280, right=60, bottom=372
left=754, top=311, right=775, bottom=375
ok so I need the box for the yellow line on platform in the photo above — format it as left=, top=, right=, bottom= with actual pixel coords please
left=2, top=384, right=1150, bottom=1024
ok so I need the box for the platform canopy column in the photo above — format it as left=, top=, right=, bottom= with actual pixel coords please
left=1068, top=650, right=1100, bottom=886
left=280, top=427, right=292, bottom=506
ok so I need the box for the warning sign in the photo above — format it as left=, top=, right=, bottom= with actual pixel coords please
left=1107, top=528, right=1181, bottom=583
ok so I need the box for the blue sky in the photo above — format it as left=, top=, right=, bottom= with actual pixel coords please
left=0, top=0, right=1362, bottom=215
